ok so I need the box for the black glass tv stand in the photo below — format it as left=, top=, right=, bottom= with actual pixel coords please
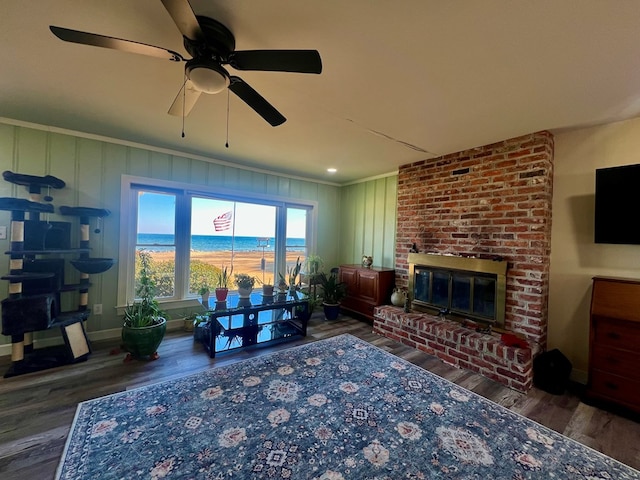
left=199, top=291, right=309, bottom=358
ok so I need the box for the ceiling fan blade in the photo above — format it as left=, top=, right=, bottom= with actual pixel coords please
left=168, top=79, right=202, bottom=116
left=228, top=76, right=286, bottom=126
left=49, top=25, right=184, bottom=61
left=229, top=50, right=322, bottom=74
left=160, top=0, right=204, bottom=41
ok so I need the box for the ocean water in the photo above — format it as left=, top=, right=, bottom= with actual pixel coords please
left=137, top=233, right=306, bottom=252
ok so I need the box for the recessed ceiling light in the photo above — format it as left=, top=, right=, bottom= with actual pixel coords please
left=327, top=168, right=337, bottom=173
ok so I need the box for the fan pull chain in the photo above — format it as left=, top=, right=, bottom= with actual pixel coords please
left=181, top=75, right=187, bottom=138
left=94, top=217, right=102, bottom=234
left=225, top=89, right=230, bottom=148
left=44, top=186, right=53, bottom=202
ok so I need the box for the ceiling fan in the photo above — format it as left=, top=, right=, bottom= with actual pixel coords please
left=49, top=0, right=322, bottom=126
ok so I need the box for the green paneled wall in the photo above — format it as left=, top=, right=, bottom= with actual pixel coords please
left=338, top=177, right=397, bottom=268
left=0, top=122, right=352, bottom=349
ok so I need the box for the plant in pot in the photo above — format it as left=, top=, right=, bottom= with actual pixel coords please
left=191, top=312, right=212, bottom=342
left=279, top=256, right=302, bottom=294
left=276, top=275, right=288, bottom=301
left=305, top=254, right=323, bottom=277
left=198, top=285, right=210, bottom=306
left=122, top=250, right=167, bottom=361
left=234, top=273, right=257, bottom=298
left=318, top=270, right=347, bottom=320
left=262, top=276, right=274, bottom=296
left=215, top=265, right=232, bottom=302
left=303, top=254, right=324, bottom=314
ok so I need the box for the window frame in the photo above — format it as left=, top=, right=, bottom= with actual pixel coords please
left=117, top=175, right=318, bottom=311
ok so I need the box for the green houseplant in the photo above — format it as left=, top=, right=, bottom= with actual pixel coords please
left=303, top=254, right=324, bottom=314
left=279, top=256, right=302, bottom=293
left=215, top=265, right=232, bottom=302
left=234, top=273, right=257, bottom=298
left=318, top=270, right=347, bottom=320
left=305, top=254, right=323, bottom=276
left=122, top=250, right=167, bottom=360
left=262, top=276, right=274, bottom=296
left=198, top=285, right=210, bottom=306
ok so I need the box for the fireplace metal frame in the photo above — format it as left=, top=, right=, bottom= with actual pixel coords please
left=408, top=253, right=508, bottom=329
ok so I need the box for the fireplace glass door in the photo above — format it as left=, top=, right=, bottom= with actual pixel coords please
left=413, top=267, right=497, bottom=323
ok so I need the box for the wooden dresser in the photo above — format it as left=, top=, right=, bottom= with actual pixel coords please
left=587, top=276, right=640, bottom=414
left=339, top=265, right=395, bottom=321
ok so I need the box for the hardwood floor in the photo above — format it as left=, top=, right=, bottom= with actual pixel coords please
left=0, top=313, right=639, bottom=479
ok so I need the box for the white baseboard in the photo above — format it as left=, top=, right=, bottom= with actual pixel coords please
left=0, top=318, right=187, bottom=359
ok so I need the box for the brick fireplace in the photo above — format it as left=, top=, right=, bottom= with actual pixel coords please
left=373, top=131, right=553, bottom=391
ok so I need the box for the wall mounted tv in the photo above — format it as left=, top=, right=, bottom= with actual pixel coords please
left=594, top=163, right=640, bottom=245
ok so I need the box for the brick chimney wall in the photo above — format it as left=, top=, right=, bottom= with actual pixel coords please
left=395, top=131, right=554, bottom=348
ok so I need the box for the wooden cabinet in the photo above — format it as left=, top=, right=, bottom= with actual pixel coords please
left=586, top=276, right=640, bottom=414
left=339, top=265, right=394, bottom=321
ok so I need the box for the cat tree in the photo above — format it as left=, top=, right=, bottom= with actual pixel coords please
left=0, top=171, right=112, bottom=377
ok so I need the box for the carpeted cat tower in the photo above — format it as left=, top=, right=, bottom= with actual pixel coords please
left=0, top=171, right=113, bottom=377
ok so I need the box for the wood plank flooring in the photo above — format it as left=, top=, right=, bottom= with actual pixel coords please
left=0, top=313, right=639, bottom=479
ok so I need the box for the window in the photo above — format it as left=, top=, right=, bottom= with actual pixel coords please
left=118, top=176, right=317, bottom=309
left=136, top=191, right=177, bottom=298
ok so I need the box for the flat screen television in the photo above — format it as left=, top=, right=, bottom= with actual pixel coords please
left=594, top=163, right=640, bottom=245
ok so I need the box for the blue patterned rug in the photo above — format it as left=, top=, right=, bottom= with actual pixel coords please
left=56, top=334, right=639, bottom=479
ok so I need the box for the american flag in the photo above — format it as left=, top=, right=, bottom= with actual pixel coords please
left=213, top=211, right=233, bottom=231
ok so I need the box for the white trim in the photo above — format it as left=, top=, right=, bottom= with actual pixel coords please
left=340, top=170, right=399, bottom=186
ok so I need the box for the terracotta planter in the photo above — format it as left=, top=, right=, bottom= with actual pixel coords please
left=215, top=287, right=229, bottom=302
left=121, top=317, right=167, bottom=359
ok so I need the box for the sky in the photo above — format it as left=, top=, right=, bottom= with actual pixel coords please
left=137, top=192, right=306, bottom=237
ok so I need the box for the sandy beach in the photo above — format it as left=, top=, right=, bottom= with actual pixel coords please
left=148, top=250, right=306, bottom=284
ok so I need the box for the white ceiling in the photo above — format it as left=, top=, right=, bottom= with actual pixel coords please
left=2, top=0, right=640, bottom=184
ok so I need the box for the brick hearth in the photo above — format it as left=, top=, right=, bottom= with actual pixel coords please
left=374, top=306, right=538, bottom=392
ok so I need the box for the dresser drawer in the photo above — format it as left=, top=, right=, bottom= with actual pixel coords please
left=592, top=316, right=640, bottom=350
left=591, top=344, right=640, bottom=381
left=588, top=370, right=640, bottom=411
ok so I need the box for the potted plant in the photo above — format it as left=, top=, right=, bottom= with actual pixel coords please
left=277, top=275, right=288, bottom=293
left=215, top=265, right=232, bottom=302
left=262, top=276, right=274, bottom=296
left=191, top=312, right=212, bottom=342
left=318, top=270, right=347, bottom=320
left=303, top=254, right=324, bottom=313
left=234, top=273, right=257, bottom=298
left=305, top=254, right=323, bottom=276
left=279, top=256, right=302, bottom=294
left=121, top=250, right=167, bottom=361
left=199, top=285, right=210, bottom=306
left=276, top=275, right=288, bottom=301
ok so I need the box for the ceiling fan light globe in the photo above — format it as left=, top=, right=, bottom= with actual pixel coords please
left=186, top=60, right=229, bottom=94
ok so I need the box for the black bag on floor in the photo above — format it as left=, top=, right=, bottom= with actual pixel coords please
left=533, top=348, right=572, bottom=395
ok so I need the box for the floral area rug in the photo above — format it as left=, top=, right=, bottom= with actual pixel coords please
left=56, top=334, right=639, bottom=479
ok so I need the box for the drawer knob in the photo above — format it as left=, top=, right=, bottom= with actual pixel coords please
left=606, top=332, right=621, bottom=340
left=604, top=381, right=619, bottom=390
